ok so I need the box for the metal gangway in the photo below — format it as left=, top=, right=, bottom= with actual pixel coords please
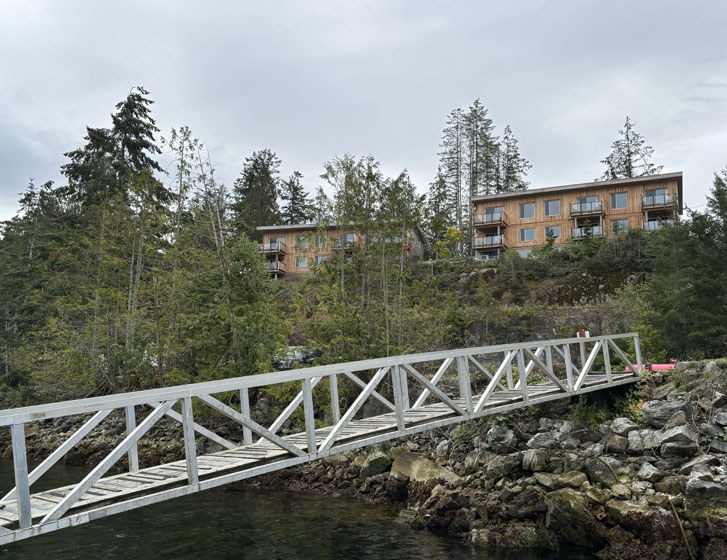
left=0, top=333, right=642, bottom=544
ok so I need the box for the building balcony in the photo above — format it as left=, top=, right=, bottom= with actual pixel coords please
left=474, top=211, right=508, bottom=228
left=570, top=201, right=604, bottom=217
left=264, top=260, right=286, bottom=274
left=643, top=219, right=674, bottom=231
left=258, top=241, right=286, bottom=256
left=473, top=235, right=507, bottom=250
left=642, top=194, right=676, bottom=210
left=571, top=226, right=603, bottom=239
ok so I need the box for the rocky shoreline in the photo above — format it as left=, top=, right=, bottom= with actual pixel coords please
left=250, top=360, right=727, bottom=560
left=2, top=360, right=727, bottom=559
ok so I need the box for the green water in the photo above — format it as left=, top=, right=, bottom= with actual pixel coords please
left=0, top=459, right=593, bottom=559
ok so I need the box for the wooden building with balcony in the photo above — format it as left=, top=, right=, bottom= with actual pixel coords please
left=257, top=224, right=425, bottom=277
left=470, top=172, right=683, bottom=259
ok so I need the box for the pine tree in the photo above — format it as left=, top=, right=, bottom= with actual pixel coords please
left=599, top=117, right=663, bottom=180
left=463, top=99, right=498, bottom=198
left=498, top=124, right=531, bottom=192
left=426, top=168, right=451, bottom=252
left=231, top=149, right=282, bottom=238
left=280, top=171, right=313, bottom=224
left=438, top=108, right=465, bottom=233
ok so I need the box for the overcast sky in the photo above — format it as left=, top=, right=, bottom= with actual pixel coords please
left=1, top=1, right=725, bottom=220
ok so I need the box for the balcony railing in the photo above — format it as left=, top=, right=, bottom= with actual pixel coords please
left=643, top=219, right=674, bottom=231
left=264, top=260, right=286, bottom=273
left=571, top=226, right=603, bottom=239
left=474, top=211, right=508, bottom=227
left=258, top=241, right=286, bottom=254
left=570, top=201, right=603, bottom=216
left=642, top=194, right=676, bottom=209
left=473, top=235, right=506, bottom=249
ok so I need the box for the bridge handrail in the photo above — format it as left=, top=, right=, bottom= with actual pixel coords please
left=0, top=333, right=638, bottom=426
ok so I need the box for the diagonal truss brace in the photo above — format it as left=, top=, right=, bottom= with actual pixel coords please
left=468, top=356, right=507, bottom=392
left=148, top=400, right=235, bottom=450
left=42, top=400, right=177, bottom=524
left=412, top=358, right=454, bottom=408
left=197, top=395, right=305, bottom=457
left=574, top=340, right=604, bottom=391
left=523, top=348, right=568, bottom=392
left=474, top=350, right=516, bottom=413
left=401, top=364, right=466, bottom=416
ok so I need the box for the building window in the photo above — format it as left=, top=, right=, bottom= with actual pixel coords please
left=485, top=206, right=504, bottom=221
left=344, top=233, right=356, bottom=244
left=612, top=219, right=629, bottom=234
left=270, top=236, right=285, bottom=249
left=611, top=192, right=627, bottom=209
left=315, top=234, right=327, bottom=248
left=296, top=235, right=308, bottom=250
left=545, top=225, right=560, bottom=239
left=544, top=199, right=560, bottom=216
left=520, top=202, right=535, bottom=219
left=314, top=255, right=327, bottom=266
left=295, top=256, right=308, bottom=268
left=516, top=248, right=532, bottom=258
left=520, top=227, right=535, bottom=242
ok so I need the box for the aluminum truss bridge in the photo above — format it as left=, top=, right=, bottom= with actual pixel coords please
left=0, top=333, right=642, bottom=544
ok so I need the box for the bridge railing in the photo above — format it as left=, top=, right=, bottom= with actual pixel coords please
left=0, top=333, right=641, bottom=536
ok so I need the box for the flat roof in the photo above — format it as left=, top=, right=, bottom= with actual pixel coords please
left=257, top=223, right=335, bottom=232
left=471, top=172, right=683, bottom=214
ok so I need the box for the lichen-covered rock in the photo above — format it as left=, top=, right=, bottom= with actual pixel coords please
left=610, top=417, right=638, bottom=436
left=522, top=448, right=549, bottom=472
left=602, top=433, right=628, bottom=453
left=390, top=451, right=459, bottom=484
left=485, top=426, right=516, bottom=454
left=471, top=523, right=558, bottom=551
left=360, top=450, right=392, bottom=477
left=485, top=453, right=521, bottom=480
left=659, top=425, right=697, bottom=445
left=556, top=470, right=587, bottom=489
left=642, top=400, right=692, bottom=428
left=605, top=500, right=680, bottom=544
left=637, top=461, right=664, bottom=482
left=545, top=488, right=606, bottom=549
left=526, top=432, right=558, bottom=450
left=627, top=429, right=661, bottom=452
left=584, top=456, right=621, bottom=484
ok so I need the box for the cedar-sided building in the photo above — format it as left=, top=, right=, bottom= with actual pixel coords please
left=470, top=172, right=683, bottom=259
left=257, top=224, right=425, bottom=277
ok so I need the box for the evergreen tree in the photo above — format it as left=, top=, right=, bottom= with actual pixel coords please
left=498, top=124, right=531, bottom=192
left=280, top=171, right=313, bottom=224
left=599, top=117, right=663, bottom=180
left=463, top=99, right=498, bottom=198
left=438, top=108, right=465, bottom=233
left=231, top=149, right=282, bottom=238
left=426, top=167, right=452, bottom=253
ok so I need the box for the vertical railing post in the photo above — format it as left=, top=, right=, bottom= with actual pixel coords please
left=457, top=356, right=473, bottom=414
left=635, top=334, right=643, bottom=375
left=239, top=388, right=253, bottom=446
left=399, top=364, right=410, bottom=410
left=328, top=374, right=340, bottom=424
left=545, top=346, right=553, bottom=372
left=301, top=378, right=317, bottom=454
left=11, top=423, right=32, bottom=529
left=180, top=397, right=199, bottom=486
left=517, top=349, right=528, bottom=404
left=603, top=338, right=612, bottom=383
left=391, top=366, right=407, bottom=431
left=579, top=340, right=587, bottom=370
left=125, top=405, right=139, bottom=472
left=564, top=345, right=574, bottom=392
left=506, top=354, right=514, bottom=390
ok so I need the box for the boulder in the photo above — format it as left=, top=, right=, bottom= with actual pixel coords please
left=522, top=448, right=549, bottom=472
left=642, top=400, right=692, bottom=428
left=660, top=441, right=699, bottom=458
left=436, top=440, right=449, bottom=457
left=611, top=483, right=631, bottom=499
left=713, top=412, right=727, bottom=427
left=507, top=486, right=547, bottom=520
left=471, top=524, right=558, bottom=551
left=390, top=451, right=459, bottom=484
left=556, top=470, right=588, bottom=489
left=659, top=425, right=697, bottom=445
left=663, top=411, right=687, bottom=430
left=360, top=450, right=392, bottom=477
left=654, top=475, right=686, bottom=495
left=322, top=453, right=349, bottom=466
left=545, top=488, right=607, bottom=549
left=611, top=417, right=638, bottom=436
left=485, top=426, right=516, bottom=454
left=533, top=472, right=558, bottom=490
left=714, top=392, right=727, bottom=409
left=526, top=432, right=558, bottom=450
left=637, top=461, right=664, bottom=482
left=605, top=500, right=680, bottom=544
left=602, top=433, right=628, bottom=454
left=678, top=454, right=720, bottom=475
left=627, top=429, right=660, bottom=452
left=702, top=423, right=723, bottom=437
left=710, top=439, right=727, bottom=453
left=686, top=478, right=727, bottom=511
left=485, top=453, right=521, bottom=480
left=558, top=420, right=575, bottom=439
left=586, top=486, right=611, bottom=504
left=584, top=457, right=621, bottom=485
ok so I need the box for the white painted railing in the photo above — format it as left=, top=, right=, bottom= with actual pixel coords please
left=0, top=332, right=641, bottom=543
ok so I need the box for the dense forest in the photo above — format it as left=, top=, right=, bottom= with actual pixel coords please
left=0, top=88, right=726, bottom=409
